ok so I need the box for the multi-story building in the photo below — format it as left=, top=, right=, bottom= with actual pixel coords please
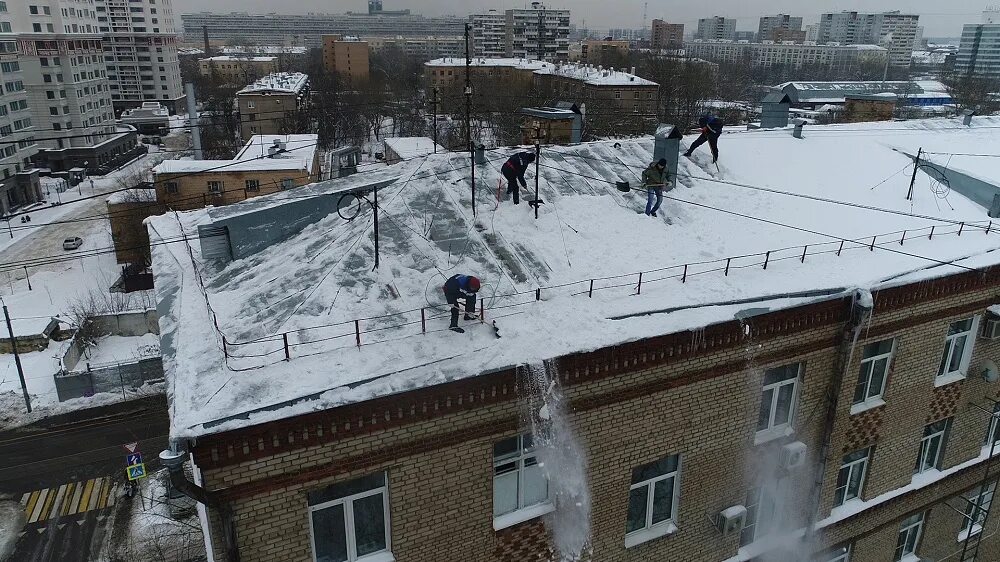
left=758, top=14, right=804, bottom=41
left=470, top=10, right=506, bottom=58
left=580, top=39, right=628, bottom=65
left=180, top=11, right=467, bottom=49
left=818, top=11, right=920, bottom=68
left=10, top=0, right=138, bottom=173
left=322, top=36, right=369, bottom=84
left=424, top=57, right=549, bottom=93
left=0, top=14, right=41, bottom=214
left=367, top=36, right=465, bottom=60
left=505, top=3, right=570, bottom=61
left=734, top=31, right=756, bottom=42
left=95, top=0, right=185, bottom=114
left=235, top=73, right=309, bottom=142
left=956, top=10, right=1000, bottom=78
left=685, top=40, right=888, bottom=72
left=148, top=118, right=1000, bottom=562
left=199, top=56, right=278, bottom=87
left=696, top=16, right=737, bottom=41
left=771, top=29, right=808, bottom=43
left=650, top=19, right=684, bottom=50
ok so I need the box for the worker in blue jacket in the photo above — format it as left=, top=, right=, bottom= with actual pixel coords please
left=442, top=274, right=481, bottom=333
left=684, top=115, right=724, bottom=163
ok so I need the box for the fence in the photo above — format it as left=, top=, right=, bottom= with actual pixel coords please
left=55, top=357, right=164, bottom=401
left=221, top=219, right=994, bottom=372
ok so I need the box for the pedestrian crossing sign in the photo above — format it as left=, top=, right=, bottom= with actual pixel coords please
left=126, top=463, right=147, bottom=481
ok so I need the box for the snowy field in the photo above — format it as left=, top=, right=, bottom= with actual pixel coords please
left=150, top=117, right=1000, bottom=438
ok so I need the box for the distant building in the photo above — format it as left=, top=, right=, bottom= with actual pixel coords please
left=383, top=137, right=446, bottom=164
left=367, top=36, right=465, bottom=60
left=685, top=41, right=888, bottom=72
left=775, top=80, right=951, bottom=109
left=151, top=134, right=320, bottom=210
left=322, top=36, right=370, bottom=84
left=519, top=102, right=582, bottom=144
left=118, top=102, right=171, bottom=134
left=817, top=11, right=920, bottom=67
left=581, top=39, right=629, bottom=65
left=199, top=56, right=278, bottom=86
left=424, top=58, right=549, bottom=92
left=470, top=10, right=507, bottom=58
left=650, top=20, right=684, bottom=50
left=805, top=23, right=820, bottom=41
left=696, top=16, right=737, bottom=40
left=734, top=31, right=756, bottom=42
left=956, top=10, right=1000, bottom=78
left=843, top=93, right=897, bottom=122
left=236, top=73, right=310, bottom=141
left=771, top=29, right=808, bottom=43
left=758, top=14, right=804, bottom=41
left=506, top=4, right=571, bottom=60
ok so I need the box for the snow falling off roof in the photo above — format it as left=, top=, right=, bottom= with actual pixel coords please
left=237, top=72, right=309, bottom=95
left=150, top=117, right=1000, bottom=439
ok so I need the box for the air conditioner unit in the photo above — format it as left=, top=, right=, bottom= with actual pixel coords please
left=780, top=441, right=808, bottom=470
left=717, top=505, right=747, bottom=538
left=981, top=316, right=1000, bottom=340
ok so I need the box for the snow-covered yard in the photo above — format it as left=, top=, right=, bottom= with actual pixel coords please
left=0, top=497, right=23, bottom=561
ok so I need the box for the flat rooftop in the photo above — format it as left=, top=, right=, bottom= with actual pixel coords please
left=237, top=72, right=309, bottom=95
left=153, top=134, right=318, bottom=175
left=150, top=117, right=1000, bottom=439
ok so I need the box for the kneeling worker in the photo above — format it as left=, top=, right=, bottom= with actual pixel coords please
left=443, top=274, right=481, bottom=333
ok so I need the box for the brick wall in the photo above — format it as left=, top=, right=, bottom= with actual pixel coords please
left=189, top=268, right=1000, bottom=562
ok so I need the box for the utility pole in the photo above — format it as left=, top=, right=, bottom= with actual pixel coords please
left=906, top=147, right=922, bottom=201
left=465, top=23, right=475, bottom=218
left=185, top=83, right=203, bottom=160
left=529, top=122, right=546, bottom=220
left=2, top=300, right=31, bottom=413
left=431, top=87, right=439, bottom=154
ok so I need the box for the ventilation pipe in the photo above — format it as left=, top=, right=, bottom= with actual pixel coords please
left=653, top=124, right=684, bottom=188
left=474, top=143, right=487, bottom=164
left=989, top=194, right=1000, bottom=219
left=160, top=448, right=241, bottom=562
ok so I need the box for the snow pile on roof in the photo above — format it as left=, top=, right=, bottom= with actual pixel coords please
left=534, top=62, right=658, bottom=86
left=154, top=134, right=318, bottom=175
left=384, top=137, right=446, bottom=160
left=150, top=117, right=1000, bottom=438
left=237, top=72, right=309, bottom=95
left=425, top=57, right=550, bottom=70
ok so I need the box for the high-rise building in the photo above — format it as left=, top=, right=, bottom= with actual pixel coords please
left=95, top=0, right=185, bottom=114
left=650, top=20, right=684, bottom=50
left=956, top=10, right=1000, bottom=78
left=696, top=16, right=736, bottom=41
left=322, top=36, right=369, bottom=84
left=505, top=4, right=570, bottom=60
left=805, top=23, right=820, bottom=42
left=685, top=40, right=888, bottom=71
left=0, top=17, right=42, bottom=215
left=758, top=14, right=803, bottom=41
left=470, top=10, right=506, bottom=58
left=817, top=11, right=919, bottom=67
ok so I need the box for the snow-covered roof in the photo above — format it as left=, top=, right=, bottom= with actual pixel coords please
left=383, top=137, right=447, bottom=160
left=153, top=134, right=318, bottom=175
left=237, top=72, right=309, bottom=95
left=425, top=57, right=550, bottom=70
left=778, top=80, right=951, bottom=104
left=533, top=63, right=658, bottom=87
left=150, top=117, right=1000, bottom=439
left=200, top=55, right=277, bottom=63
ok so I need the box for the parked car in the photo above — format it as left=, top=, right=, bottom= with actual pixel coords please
left=62, top=237, right=83, bottom=250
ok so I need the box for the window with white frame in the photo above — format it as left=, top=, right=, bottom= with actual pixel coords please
left=915, top=418, right=950, bottom=474
left=245, top=179, right=260, bottom=192
left=281, top=178, right=294, bottom=190
left=853, top=339, right=893, bottom=406
left=894, top=512, right=925, bottom=561
left=756, top=363, right=801, bottom=438
left=834, top=448, right=870, bottom=507
left=816, top=544, right=851, bottom=562
left=307, top=472, right=391, bottom=562
left=961, top=482, right=995, bottom=536
left=740, top=484, right=776, bottom=546
left=207, top=180, right=222, bottom=193
left=937, top=317, right=978, bottom=380
left=625, top=454, right=680, bottom=544
left=493, top=434, right=549, bottom=520
left=985, top=402, right=1000, bottom=447
left=165, top=181, right=178, bottom=194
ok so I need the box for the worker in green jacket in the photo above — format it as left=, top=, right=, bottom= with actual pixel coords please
left=642, top=158, right=669, bottom=217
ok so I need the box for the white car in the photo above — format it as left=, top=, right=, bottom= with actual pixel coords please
left=62, top=237, right=83, bottom=250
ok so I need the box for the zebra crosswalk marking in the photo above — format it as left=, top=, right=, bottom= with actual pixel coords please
left=19, top=476, right=117, bottom=524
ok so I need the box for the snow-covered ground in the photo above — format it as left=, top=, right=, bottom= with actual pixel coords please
left=81, top=334, right=160, bottom=367
left=151, top=116, right=1000, bottom=438
left=0, top=497, right=23, bottom=561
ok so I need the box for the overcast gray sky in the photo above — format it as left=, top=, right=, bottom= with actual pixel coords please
left=171, top=0, right=988, bottom=37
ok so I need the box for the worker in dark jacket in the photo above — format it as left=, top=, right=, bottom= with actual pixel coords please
left=502, top=152, right=536, bottom=205
left=442, top=274, right=481, bottom=333
left=684, top=115, right=724, bottom=163
left=642, top=158, right=669, bottom=217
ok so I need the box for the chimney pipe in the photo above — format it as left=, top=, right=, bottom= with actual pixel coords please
left=203, top=25, right=211, bottom=57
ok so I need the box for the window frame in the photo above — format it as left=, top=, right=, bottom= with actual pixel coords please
left=165, top=181, right=178, bottom=194
left=852, top=338, right=894, bottom=411
left=817, top=544, right=851, bottom=562
left=834, top=448, right=871, bottom=507
left=916, top=418, right=950, bottom=475
left=624, top=454, right=681, bottom=547
left=307, top=473, right=393, bottom=562
left=245, top=179, right=260, bottom=192
left=894, top=512, right=925, bottom=561
left=492, top=433, right=552, bottom=530
left=985, top=402, right=1000, bottom=448
left=755, top=363, right=801, bottom=443
left=961, top=482, right=996, bottom=538
left=937, top=316, right=979, bottom=384
left=740, top=483, right=777, bottom=546
left=207, top=180, right=222, bottom=193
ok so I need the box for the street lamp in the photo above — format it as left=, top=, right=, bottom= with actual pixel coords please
left=337, top=188, right=381, bottom=270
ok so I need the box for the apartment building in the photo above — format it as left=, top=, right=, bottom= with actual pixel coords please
left=149, top=118, right=1000, bottom=562
left=367, top=36, right=465, bottom=60
left=321, top=36, right=369, bottom=84
left=696, top=16, right=737, bottom=41
left=424, top=57, right=548, bottom=91
left=685, top=40, right=889, bottom=72
left=818, top=11, right=920, bottom=68
left=95, top=0, right=184, bottom=114
left=580, top=39, right=628, bottom=65
left=650, top=19, right=684, bottom=51
left=180, top=11, right=466, bottom=49
left=0, top=12, right=42, bottom=214
left=759, top=14, right=804, bottom=42
left=470, top=10, right=506, bottom=58
left=506, top=4, right=571, bottom=61
left=956, top=10, right=1000, bottom=78
left=236, top=73, right=309, bottom=142
left=199, top=56, right=278, bottom=87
